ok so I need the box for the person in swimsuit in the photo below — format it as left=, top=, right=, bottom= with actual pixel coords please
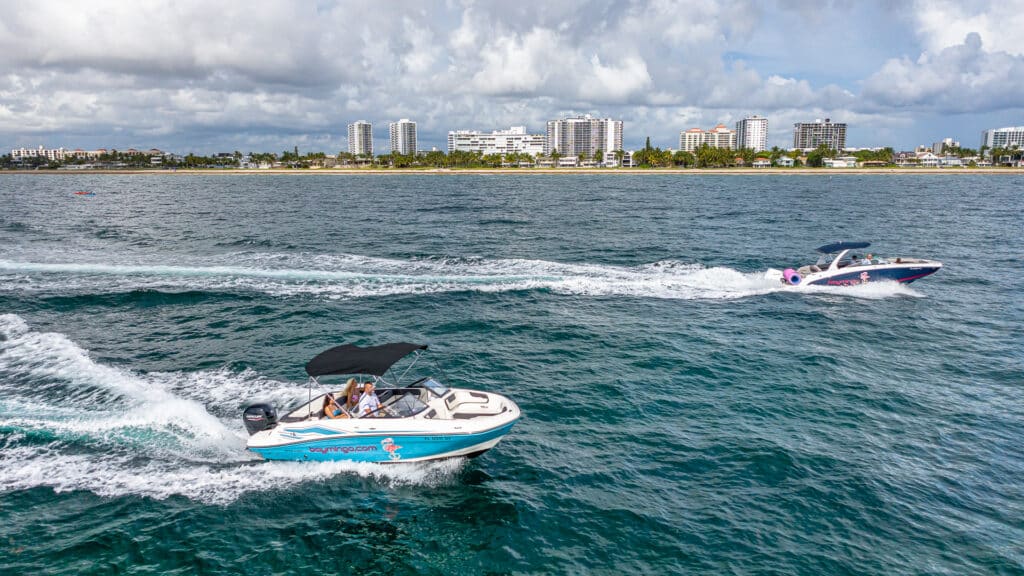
left=323, top=393, right=349, bottom=419
left=342, top=378, right=361, bottom=411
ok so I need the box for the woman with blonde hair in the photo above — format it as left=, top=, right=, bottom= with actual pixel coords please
left=342, top=377, right=362, bottom=411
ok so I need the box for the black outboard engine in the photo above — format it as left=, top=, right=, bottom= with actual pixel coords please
left=242, top=403, right=278, bottom=435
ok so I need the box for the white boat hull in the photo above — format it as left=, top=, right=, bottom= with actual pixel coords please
left=246, top=388, right=520, bottom=463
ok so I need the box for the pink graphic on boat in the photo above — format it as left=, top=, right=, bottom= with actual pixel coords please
left=381, top=438, right=403, bottom=461
left=860, top=271, right=871, bottom=283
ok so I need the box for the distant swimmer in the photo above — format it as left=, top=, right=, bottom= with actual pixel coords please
left=74, top=191, right=95, bottom=196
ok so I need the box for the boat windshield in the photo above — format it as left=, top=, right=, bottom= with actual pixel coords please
left=414, top=377, right=450, bottom=398
left=360, top=389, right=429, bottom=418
left=816, top=250, right=852, bottom=268
left=389, top=393, right=429, bottom=417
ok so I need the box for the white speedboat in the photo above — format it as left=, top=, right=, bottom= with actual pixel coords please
left=766, top=241, right=942, bottom=287
left=242, top=343, right=520, bottom=462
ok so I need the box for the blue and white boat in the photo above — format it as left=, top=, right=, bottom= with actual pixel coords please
left=242, top=343, right=521, bottom=462
left=767, top=241, right=942, bottom=287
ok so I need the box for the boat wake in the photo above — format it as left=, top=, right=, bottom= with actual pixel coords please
left=0, top=252, right=921, bottom=301
left=0, top=315, right=466, bottom=504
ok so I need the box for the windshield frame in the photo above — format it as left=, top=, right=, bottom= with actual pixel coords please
left=357, top=388, right=430, bottom=419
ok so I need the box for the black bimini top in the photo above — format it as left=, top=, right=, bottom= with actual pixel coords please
left=305, top=343, right=427, bottom=377
left=816, top=241, right=871, bottom=254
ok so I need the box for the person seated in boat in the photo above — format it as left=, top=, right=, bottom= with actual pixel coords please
left=322, top=393, right=349, bottom=419
left=860, top=253, right=874, bottom=265
left=357, top=381, right=383, bottom=417
left=342, top=377, right=362, bottom=411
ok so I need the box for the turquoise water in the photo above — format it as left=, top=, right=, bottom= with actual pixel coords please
left=0, top=174, right=1021, bottom=574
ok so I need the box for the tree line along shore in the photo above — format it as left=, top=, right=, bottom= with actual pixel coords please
left=4, top=141, right=1022, bottom=171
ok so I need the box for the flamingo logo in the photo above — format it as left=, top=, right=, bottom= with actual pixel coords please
left=381, top=438, right=403, bottom=461
left=860, top=271, right=870, bottom=283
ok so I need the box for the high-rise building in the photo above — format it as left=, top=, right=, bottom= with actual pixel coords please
left=736, top=115, right=768, bottom=152
left=706, top=124, right=736, bottom=149
left=447, top=126, right=546, bottom=156
left=931, top=137, right=959, bottom=154
left=389, top=119, right=417, bottom=155
left=980, top=126, right=1024, bottom=150
left=679, top=128, right=705, bottom=152
left=678, top=124, right=736, bottom=152
left=545, top=115, right=623, bottom=157
left=348, top=121, right=373, bottom=156
left=793, top=118, right=847, bottom=150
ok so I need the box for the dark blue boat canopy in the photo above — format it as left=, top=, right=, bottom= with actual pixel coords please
left=305, top=342, right=428, bottom=377
left=816, top=241, right=871, bottom=254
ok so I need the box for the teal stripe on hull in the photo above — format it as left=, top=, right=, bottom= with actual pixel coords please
left=250, top=420, right=518, bottom=462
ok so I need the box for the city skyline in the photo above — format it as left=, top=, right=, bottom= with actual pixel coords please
left=1, top=1, right=1022, bottom=154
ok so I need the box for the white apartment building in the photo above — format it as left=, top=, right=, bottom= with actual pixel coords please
left=679, top=124, right=736, bottom=152
left=680, top=128, right=705, bottom=152
left=736, top=115, right=768, bottom=152
left=545, top=115, right=623, bottom=158
left=389, top=119, right=417, bottom=155
left=793, top=118, right=847, bottom=150
left=707, top=124, right=736, bottom=149
left=980, top=126, right=1024, bottom=150
left=931, top=137, right=959, bottom=154
left=11, top=145, right=67, bottom=161
left=447, top=126, right=546, bottom=156
left=348, top=121, right=373, bottom=156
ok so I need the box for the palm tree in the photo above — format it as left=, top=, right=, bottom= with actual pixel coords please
left=550, top=148, right=561, bottom=167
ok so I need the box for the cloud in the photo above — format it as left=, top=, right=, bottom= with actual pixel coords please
left=862, top=32, right=1024, bottom=113
left=0, top=0, right=1019, bottom=152
left=470, top=28, right=561, bottom=96
left=0, top=2, right=345, bottom=86
left=911, top=0, right=1024, bottom=56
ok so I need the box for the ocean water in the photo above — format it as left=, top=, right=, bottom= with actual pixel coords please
left=0, top=173, right=1021, bottom=575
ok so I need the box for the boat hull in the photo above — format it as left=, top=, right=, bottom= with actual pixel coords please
left=767, top=261, right=942, bottom=288
left=248, top=419, right=518, bottom=463
left=805, top=264, right=941, bottom=286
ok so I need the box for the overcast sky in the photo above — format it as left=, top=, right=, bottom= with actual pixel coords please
left=2, top=0, right=1022, bottom=154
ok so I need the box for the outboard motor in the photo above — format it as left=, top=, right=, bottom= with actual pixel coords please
left=242, top=403, right=278, bottom=435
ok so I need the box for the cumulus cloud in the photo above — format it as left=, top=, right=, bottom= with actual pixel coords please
left=862, top=32, right=1024, bottom=113
left=470, top=28, right=561, bottom=96
left=911, top=0, right=1024, bottom=56
left=0, top=0, right=1019, bottom=152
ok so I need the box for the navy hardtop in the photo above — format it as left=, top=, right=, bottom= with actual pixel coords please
left=816, top=241, right=871, bottom=254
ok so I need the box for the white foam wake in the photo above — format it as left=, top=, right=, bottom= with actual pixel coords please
left=0, top=443, right=466, bottom=505
left=0, top=315, right=465, bottom=504
left=0, top=252, right=818, bottom=301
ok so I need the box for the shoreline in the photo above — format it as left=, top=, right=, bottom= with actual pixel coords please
left=2, top=167, right=1020, bottom=175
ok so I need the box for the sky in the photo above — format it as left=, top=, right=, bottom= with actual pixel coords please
left=1, top=0, right=1022, bottom=154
